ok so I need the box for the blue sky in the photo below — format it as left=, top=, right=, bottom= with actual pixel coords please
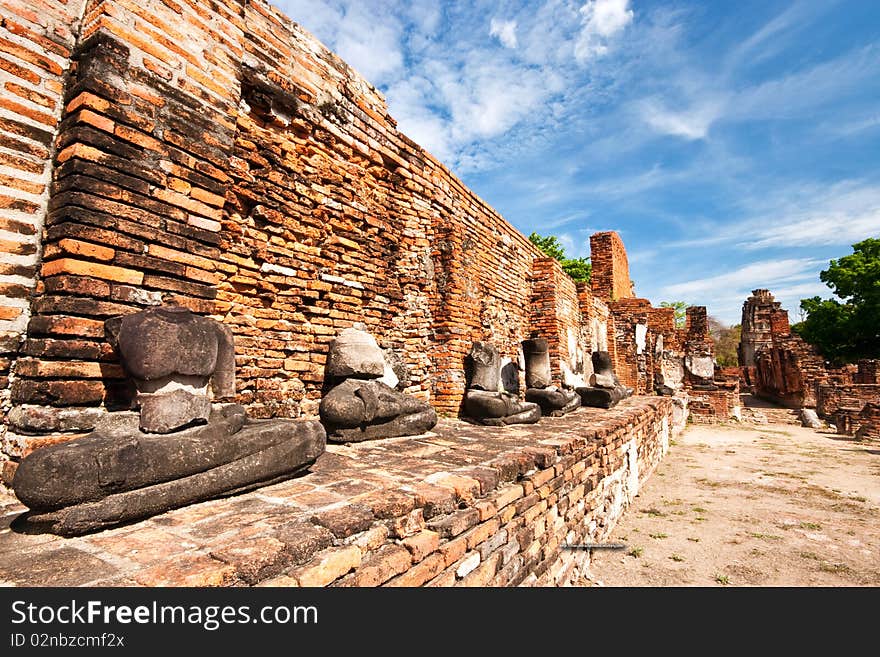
left=276, top=0, right=880, bottom=325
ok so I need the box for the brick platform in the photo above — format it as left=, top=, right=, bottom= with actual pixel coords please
left=0, top=397, right=682, bottom=587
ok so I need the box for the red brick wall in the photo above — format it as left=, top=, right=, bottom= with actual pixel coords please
left=0, top=1, right=709, bottom=464
left=590, top=231, right=633, bottom=303
left=0, top=0, right=88, bottom=450
left=529, top=258, right=590, bottom=385
left=2, top=0, right=618, bottom=441
left=855, top=360, right=880, bottom=384
left=816, top=383, right=880, bottom=419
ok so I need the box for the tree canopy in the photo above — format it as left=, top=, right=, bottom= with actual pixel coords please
left=660, top=300, right=688, bottom=328
left=528, top=232, right=592, bottom=283
left=791, top=237, right=880, bottom=363
left=708, top=316, right=741, bottom=367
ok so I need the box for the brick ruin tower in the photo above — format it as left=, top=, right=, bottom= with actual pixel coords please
left=738, top=289, right=788, bottom=367
left=590, top=232, right=634, bottom=303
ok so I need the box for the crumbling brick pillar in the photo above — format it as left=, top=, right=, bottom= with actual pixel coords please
left=590, top=231, right=633, bottom=303
left=528, top=257, right=589, bottom=384
left=738, top=288, right=784, bottom=367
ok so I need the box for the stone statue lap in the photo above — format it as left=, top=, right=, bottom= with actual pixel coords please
left=12, top=306, right=326, bottom=536
left=462, top=341, right=541, bottom=426
left=319, top=327, right=437, bottom=442
left=575, top=350, right=633, bottom=409
left=522, top=338, right=581, bottom=416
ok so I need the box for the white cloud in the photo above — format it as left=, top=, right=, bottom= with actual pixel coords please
left=661, top=258, right=823, bottom=298
left=490, top=18, right=518, bottom=49
left=575, top=0, right=634, bottom=62
left=669, top=180, right=880, bottom=251
left=279, top=0, right=405, bottom=86
left=640, top=98, right=724, bottom=140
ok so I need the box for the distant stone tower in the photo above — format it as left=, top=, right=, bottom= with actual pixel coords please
left=738, top=289, right=789, bottom=367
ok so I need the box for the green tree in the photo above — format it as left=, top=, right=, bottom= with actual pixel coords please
left=792, top=238, right=880, bottom=363
left=528, top=231, right=591, bottom=283
left=708, top=316, right=741, bottom=367
left=660, top=301, right=688, bottom=328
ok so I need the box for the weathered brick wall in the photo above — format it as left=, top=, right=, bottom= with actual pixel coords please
left=855, top=402, right=880, bottom=440
left=741, top=289, right=855, bottom=410
left=530, top=257, right=590, bottom=385
left=4, top=0, right=247, bottom=456
left=590, top=231, right=633, bottom=303
left=0, top=396, right=685, bottom=586
left=0, top=0, right=88, bottom=456
left=816, top=383, right=880, bottom=419
left=754, top=333, right=835, bottom=408
left=0, top=0, right=710, bottom=473
left=854, top=360, right=880, bottom=384
left=1, top=0, right=631, bottom=456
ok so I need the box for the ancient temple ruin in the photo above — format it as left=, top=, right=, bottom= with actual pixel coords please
left=738, top=289, right=879, bottom=437
left=0, top=0, right=746, bottom=586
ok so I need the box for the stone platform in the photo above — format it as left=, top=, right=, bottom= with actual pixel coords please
left=0, top=397, right=681, bottom=587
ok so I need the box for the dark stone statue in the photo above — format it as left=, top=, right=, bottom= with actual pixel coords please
left=12, top=306, right=326, bottom=536
left=575, top=351, right=633, bottom=409
left=104, top=306, right=235, bottom=433
left=319, top=328, right=437, bottom=442
left=522, top=338, right=581, bottom=416
left=462, top=341, right=541, bottom=425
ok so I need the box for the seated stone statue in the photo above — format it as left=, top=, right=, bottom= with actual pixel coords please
left=462, top=341, right=541, bottom=426
left=12, top=306, right=325, bottom=536
left=319, top=327, right=437, bottom=442
left=522, top=338, right=581, bottom=416
left=575, top=351, right=633, bottom=409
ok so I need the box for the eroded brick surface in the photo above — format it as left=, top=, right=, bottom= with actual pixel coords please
left=0, top=397, right=685, bottom=587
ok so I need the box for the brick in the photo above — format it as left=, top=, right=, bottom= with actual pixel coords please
left=427, top=508, right=480, bottom=538
left=384, top=552, right=444, bottom=587
left=465, top=518, right=501, bottom=550
left=56, top=239, right=115, bottom=261
left=401, top=530, right=440, bottom=562
left=41, top=258, right=143, bottom=284
left=348, top=544, right=411, bottom=587
left=291, top=546, right=361, bottom=587
left=491, top=484, right=524, bottom=510
left=310, top=503, right=374, bottom=539
left=27, top=315, right=105, bottom=338
left=438, top=534, right=469, bottom=567
left=458, top=552, right=502, bottom=587
left=133, top=554, right=236, bottom=586
left=455, top=552, right=480, bottom=578
left=209, top=536, right=287, bottom=584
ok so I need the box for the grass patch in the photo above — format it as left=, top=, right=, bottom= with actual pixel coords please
left=748, top=532, right=782, bottom=540
left=649, top=532, right=668, bottom=539
left=669, top=554, right=685, bottom=562
left=800, top=522, right=822, bottom=530
left=694, top=478, right=723, bottom=488
left=642, top=507, right=666, bottom=517
left=799, top=551, right=821, bottom=561
left=851, top=496, right=867, bottom=503
left=714, top=573, right=730, bottom=585
left=628, top=546, right=644, bottom=558
left=692, top=506, right=709, bottom=513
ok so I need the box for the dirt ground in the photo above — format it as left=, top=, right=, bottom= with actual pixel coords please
left=582, top=411, right=880, bottom=587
